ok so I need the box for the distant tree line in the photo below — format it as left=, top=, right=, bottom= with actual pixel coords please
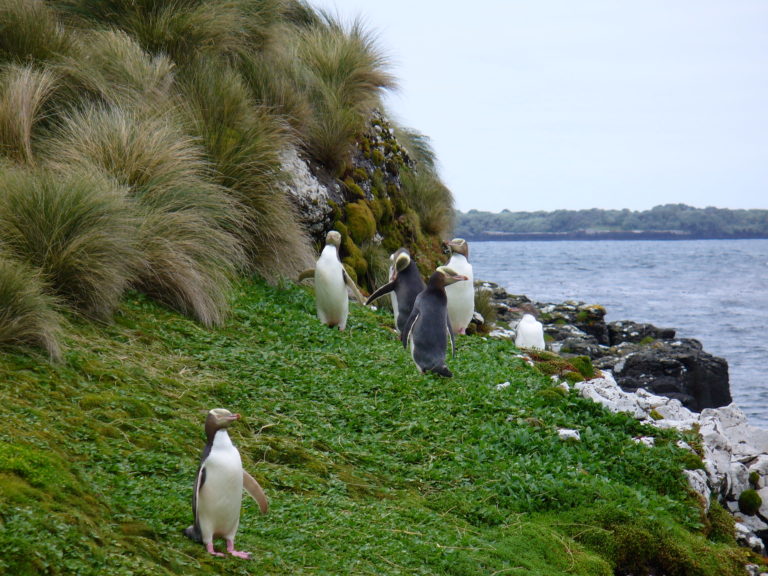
left=454, top=204, right=768, bottom=240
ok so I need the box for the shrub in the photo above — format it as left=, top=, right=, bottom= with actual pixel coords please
left=473, top=286, right=497, bottom=325
left=0, top=254, right=63, bottom=360
left=0, top=64, right=59, bottom=164
left=0, top=166, right=138, bottom=320
left=45, top=104, right=244, bottom=325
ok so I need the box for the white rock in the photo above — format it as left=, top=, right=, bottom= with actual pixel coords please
left=495, top=381, right=511, bottom=391
left=558, top=429, right=581, bottom=442
left=684, top=469, right=711, bottom=511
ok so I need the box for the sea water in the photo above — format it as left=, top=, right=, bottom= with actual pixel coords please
left=471, top=239, right=768, bottom=427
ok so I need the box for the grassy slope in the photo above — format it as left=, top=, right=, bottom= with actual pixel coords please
left=0, top=279, right=754, bottom=575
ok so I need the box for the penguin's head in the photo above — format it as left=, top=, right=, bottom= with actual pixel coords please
left=205, top=408, right=240, bottom=438
left=325, top=230, right=342, bottom=248
left=393, top=249, right=412, bottom=275
left=435, top=265, right=468, bottom=287
left=446, top=238, right=469, bottom=259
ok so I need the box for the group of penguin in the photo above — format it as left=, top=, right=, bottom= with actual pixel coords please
left=184, top=232, right=546, bottom=559
left=306, top=231, right=476, bottom=377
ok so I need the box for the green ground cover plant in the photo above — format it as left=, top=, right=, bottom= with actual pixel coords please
left=0, top=279, right=757, bottom=575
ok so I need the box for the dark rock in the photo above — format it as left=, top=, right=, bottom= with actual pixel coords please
left=608, top=320, right=676, bottom=345
left=479, top=279, right=732, bottom=412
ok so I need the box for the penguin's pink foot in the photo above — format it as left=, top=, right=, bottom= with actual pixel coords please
left=458, top=328, right=466, bottom=335
left=227, top=540, right=251, bottom=560
left=206, top=543, right=226, bottom=557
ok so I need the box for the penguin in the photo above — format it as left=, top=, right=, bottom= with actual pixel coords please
left=184, top=408, right=269, bottom=559
left=298, top=230, right=365, bottom=330
left=401, top=266, right=468, bottom=377
left=515, top=314, right=546, bottom=350
left=365, top=248, right=425, bottom=333
left=443, top=238, right=474, bottom=335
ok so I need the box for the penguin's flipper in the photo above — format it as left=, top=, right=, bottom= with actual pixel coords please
left=365, top=281, right=396, bottom=306
left=297, top=268, right=315, bottom=282
left=446, top=316, right=456, bottom=357
left=401, top=310, right=419, bottom=349
left=342, top=269, right=366, bottom=304
left=243, top=470, right=269, bottom=514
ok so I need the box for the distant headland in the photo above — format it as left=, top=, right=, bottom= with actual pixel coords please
left=455, top=203, right=768, bottom=241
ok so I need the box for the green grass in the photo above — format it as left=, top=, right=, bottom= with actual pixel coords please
left=0, top=278, right=758, bottom=575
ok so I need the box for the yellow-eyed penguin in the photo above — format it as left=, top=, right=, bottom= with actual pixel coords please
left=365, top=248, right=425, bottom=333
left=401, top=266, right=468, bottom=377
left=444, top=238, right=474, bottom=334
left=515, top=314, right=545, bottom=350
left=184, top=409, right=268, bottom=559
left=299, top=230, right=364, bottom=330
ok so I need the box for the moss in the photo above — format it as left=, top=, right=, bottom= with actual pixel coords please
left=639, top=336, right=656, bottom=345
left=649, top=409, right=664, bottom=421
left=680, top=451, right=705, bottom=471
left=738, top=489, right=762, bottom=516
left=569, top=355, right=595, bottom=379
left=749, top=470, right=760, bottom=489
left=706, top=500, right=737, bottom=545
left=345, top=201, right=376, bottom=244
left=343, top=178, right=366, bottom=200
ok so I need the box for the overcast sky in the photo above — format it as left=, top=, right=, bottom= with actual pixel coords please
left=310, top=1, right=768, bottom=213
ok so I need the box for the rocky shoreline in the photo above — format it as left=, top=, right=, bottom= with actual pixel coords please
left=478, top=280, right=768, bottom=560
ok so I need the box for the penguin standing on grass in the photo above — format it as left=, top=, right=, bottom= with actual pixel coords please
left=184, top=409, right=268, bottom=559
left=365, top=247, right=425, bottom=333
left=401, top=266, right=468, bottom=377
left=443, top=238, right=474, bottom=334
left=299, top=230, right=365, bottom=330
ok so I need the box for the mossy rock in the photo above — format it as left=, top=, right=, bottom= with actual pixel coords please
left=569, top=355, right=595, bottom=379
left=706, top=500, right=737, bottom=545
left=749, top=470, right=760, bottom=489
left=738, top=489, right=762, bottom=516
left=345, top=201, right=376, bottom=244
left=344, top=178, right=366, bottom=200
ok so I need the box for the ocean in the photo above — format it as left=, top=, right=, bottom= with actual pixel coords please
left=470, top=239, right=768, bottom=428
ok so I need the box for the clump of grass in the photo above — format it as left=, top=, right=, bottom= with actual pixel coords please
left=399, top=167, right=455, bottom=237
left=57, top=28, right=175, bottom=111
left=0, top=166, right=138, bottom=320
left=473, top=285, right=497, bottom=325
left=46, top=104, right=244, bottom=326
left=296, top=14, right=396, bottom=173
left=178, top=57, right=314, bottom=279
left=0, top=0, right=72, bottom=64
left=0, top=254, right=63, bottom=360
left=0, top=63, right=59, bottom=164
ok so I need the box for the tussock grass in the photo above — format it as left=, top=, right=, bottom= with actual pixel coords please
left=296, top=15, right=396, bottom=172
left=56, top=0, right=283, bottom=64
left=0, top=64, right=59, bottom=164
left=0, top=166, right=138, bottom=320
left=400, top=167, right=455, bottom=237
left=0, top=0, right=72, bottom=63
left=179, top=58, right=314, bottom=278
left=0, top=254, right=63, bottom=360
left=58, top=28, right=175, bottom=111
left=46, top=104, right=244, bottom=325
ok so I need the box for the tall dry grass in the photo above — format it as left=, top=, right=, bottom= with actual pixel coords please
left=296, top=15, right=396, bottom=173
left=0, top=0, right=72, bottom=63
left=0, top=64, right=59, bottom=164
left=400, top=168, right=455, bottom=238
left=178, top=58, right=314, bottom=278
left=0, top=254, right=64, bottom=360
left=0, top=166, right=139, bottom=320
left=46, top=105, right=245, bottom=325
left=57, top=29, right=175, bottom=111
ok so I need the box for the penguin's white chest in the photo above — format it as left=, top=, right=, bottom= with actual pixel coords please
left=315, top=247, right=348, bottom=328
left=445, top=254, right=474, bottom=333
left=198, top=432, right=244, bottom=540
left=515, top=315, right=545, bottom=350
